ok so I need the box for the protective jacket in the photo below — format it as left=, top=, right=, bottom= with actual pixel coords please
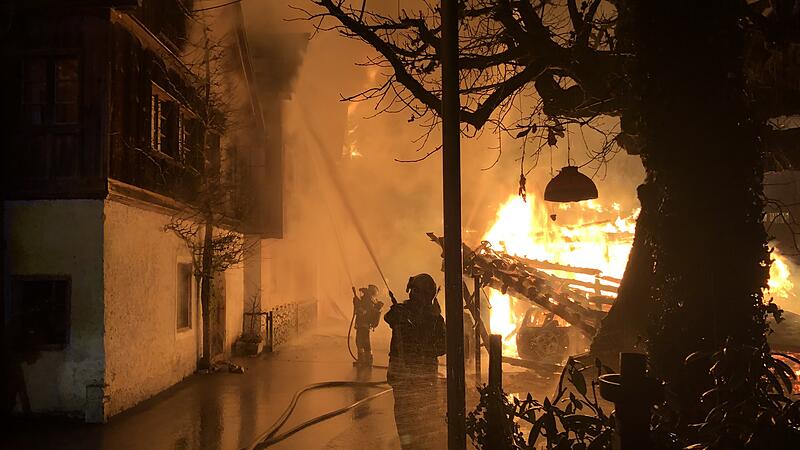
left=354, top=294, right=383, bottom=329
left=384, top=300, right=446, bottom=365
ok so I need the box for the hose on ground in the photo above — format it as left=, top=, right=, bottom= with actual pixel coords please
left=253, top=387, right=393, bottom=448
left=243, top=380, right=390, bottom=450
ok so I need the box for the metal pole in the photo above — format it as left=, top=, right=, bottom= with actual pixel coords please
left=473, top=276, right=482, bottom=383
left=487, top=334, right=503, bottom=449
left=488, top=335, right=502, bottom=391
left=441, top=0, right=465, bottom=448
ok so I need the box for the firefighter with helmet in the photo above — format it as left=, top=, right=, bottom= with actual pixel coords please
left=352, top=284, right=383, bottom=366
left=383, top=273, right=446, bottom=449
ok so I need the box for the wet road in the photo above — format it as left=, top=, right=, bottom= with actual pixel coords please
left=5, top=323, right=406, bottom=450
left=4, top=319, right=558, bottom=450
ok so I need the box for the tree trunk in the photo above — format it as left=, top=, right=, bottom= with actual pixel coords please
left=198, top=31, right=214, bottom=371
left=199, top=216, right=214, bottom=370
left=624, top=0, right=770, bottom=419
left=590, top=183, right=658, bottom=368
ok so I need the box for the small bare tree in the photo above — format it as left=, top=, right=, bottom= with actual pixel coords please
left=164, top=18, right=252, bottom=369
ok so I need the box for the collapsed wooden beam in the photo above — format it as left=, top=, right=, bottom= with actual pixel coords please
left=428, top=233, right=611, bottom=338
left=517, top=256, right=622, bottom=284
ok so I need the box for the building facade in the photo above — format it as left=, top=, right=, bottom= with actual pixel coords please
left=2, top=0, right=277, bottom=422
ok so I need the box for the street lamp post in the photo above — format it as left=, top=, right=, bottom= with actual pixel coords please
left=441, top=0, right=466, bottom=449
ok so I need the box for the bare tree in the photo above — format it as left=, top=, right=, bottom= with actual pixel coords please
left=164, top=20, right=251, bottom=369
left=297, top=0, right=798, bottom=160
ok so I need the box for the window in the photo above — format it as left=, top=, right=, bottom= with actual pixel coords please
left=11, top=276, right=71, bottom=350
left=54, top=59, right=79, bottom=124
left=16, top=57, right=83, bottom=180
left=177, top=263, right=193, bottom=330
left=151, top=93, right=165, bottom=152
left=21, top=57, right=80, bottom=126
left=176, top=109, right=197, bottom=161
left=150, top=84, right=182, bottom=158
left=22, top=59, right=47, bottom=125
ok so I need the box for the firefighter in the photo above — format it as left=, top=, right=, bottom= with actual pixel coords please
left=384, top=273, right=446, bottom=449
left=353, top=284, right=383, bottom=367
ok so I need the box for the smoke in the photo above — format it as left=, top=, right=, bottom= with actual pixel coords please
left=241, top=1, right=646, bottom=325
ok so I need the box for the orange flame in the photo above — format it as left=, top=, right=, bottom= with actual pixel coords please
left=482, top=193, right=796, bottom=357
left=769, top=248, right=795, bottom=302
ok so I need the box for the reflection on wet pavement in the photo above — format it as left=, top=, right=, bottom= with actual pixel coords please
left=4, top=323, right=557, bottom=450
left=5, top=329, right=400, bottom=450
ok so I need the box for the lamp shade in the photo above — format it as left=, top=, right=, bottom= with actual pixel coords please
left=544, top=166, right=598, bottom=203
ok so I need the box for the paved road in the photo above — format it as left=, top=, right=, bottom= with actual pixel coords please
left=4, top=318, right=560, bottom=450
left=5, top=322, right=412, bottom=450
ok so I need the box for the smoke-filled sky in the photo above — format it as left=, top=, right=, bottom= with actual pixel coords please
left=242, top=1, right=646, bottom=318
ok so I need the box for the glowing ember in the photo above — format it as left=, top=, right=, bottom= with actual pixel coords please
left=481, top=193, right=797, bottom=357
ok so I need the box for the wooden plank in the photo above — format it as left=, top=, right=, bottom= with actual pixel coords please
left=517, top=257, right=603, bottom=276
left=428, top=234, right=605, bottom=338
left=502, top=356, right=562, bottom=372
left=461, top=279, right=491, bottom=349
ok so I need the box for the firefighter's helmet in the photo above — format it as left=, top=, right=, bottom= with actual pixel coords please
left=406, top=273, right=437, bottom=302
left=359, top=284, right=379, bottom=297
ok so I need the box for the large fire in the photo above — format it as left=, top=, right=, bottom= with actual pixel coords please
left=482, top=193, right=797, bottom=357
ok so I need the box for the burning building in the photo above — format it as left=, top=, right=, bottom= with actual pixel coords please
left=444, top=188, right=798, bottom=367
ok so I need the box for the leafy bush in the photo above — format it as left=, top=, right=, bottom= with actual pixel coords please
left=674, top=342, right=800, bottom=449
left=466, top=358, right=614, bottom=450
left=467, top=348, right=800, bottom=450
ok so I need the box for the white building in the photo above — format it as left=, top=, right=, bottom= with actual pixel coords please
left=2, top=0, right=280, bottom=422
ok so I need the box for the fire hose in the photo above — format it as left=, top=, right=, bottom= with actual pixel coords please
left=319, top=156, right=395, bottom=365
left=303, top=104, right=398, bottom=306
left=243, top=380, right=392, bottom=449
left=346, top=307, right=390, bottom=369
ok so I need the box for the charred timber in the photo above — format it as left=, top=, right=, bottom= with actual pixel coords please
left=428, top=233, right=608, bottom=338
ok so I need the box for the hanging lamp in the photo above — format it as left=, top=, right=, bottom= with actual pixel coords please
left=543, top=165, right=599, bottom=203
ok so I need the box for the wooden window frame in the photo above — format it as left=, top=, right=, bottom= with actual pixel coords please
left=176, top=262, right=194, bottom=332
left=21, top=56, right=80, bottom=127
left=151, top=82, right=196, bottom=163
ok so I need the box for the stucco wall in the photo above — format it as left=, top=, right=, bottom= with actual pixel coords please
left=102, top=198, right=246, bottom=416
left=4, top=197, right=246, bottom=419
left=3, top=199, right=106, bottom=417
left=102, top=199, right=201, bottom=417
left=224, top=265, right=244, bottom=353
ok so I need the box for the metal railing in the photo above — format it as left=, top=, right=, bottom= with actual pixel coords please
left=244, top=300, right=316, bottom=352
